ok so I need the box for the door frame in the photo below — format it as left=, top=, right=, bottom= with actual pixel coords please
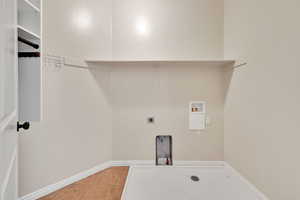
left=0, top=0, right=18, bottom=198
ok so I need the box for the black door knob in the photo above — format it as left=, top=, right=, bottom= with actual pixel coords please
left=17, top=121, right=30, bottom=132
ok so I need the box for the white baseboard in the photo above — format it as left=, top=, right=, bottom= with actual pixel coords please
left=173, top=160, right=225, bottom=166
left=19, top=161, right=111, bottom=200
left=19, top=160, right=268, bottom=200
left=224, top=163, right=269, bottom=200
left=111, top=160, right=225, bottom=167
left=110, top=160, right=153, bottom=166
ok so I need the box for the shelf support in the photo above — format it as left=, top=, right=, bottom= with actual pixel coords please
left=18, top=52, right=40, bottom=57
left=18, top=37, right=39, bottom=49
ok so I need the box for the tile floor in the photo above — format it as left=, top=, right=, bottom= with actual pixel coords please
left=39, top=166, right=129, bottom=200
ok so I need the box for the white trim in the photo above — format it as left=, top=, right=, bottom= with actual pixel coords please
left=1, top=147, right=18, bottom=200
left=85, top=59, right=236, bottom=64
left=24, top=0, right=41, bottom=12
left=120, top=166, right=134, bottom=200
left=0, top=110, right=17, bottom=133
left=111, top=160, right=225, bottom=167
left=224, top=163, right=269, bottom=200
left=173, top=160, right=224, bottom=166
left=23, top=0, right=40, bottom=12
left=19, top=161, right=112, bottom=200
left=110, top=160, right=153, bottom=166
left=17, top=25, right=40, bottom=40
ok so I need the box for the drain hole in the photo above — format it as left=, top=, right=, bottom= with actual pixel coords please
left=190, top=176, right=200, bottom=182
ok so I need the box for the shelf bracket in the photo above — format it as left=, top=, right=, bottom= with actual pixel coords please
left=233, top=60, right=247, bottom=69
left=18, top=37, right=39, bottom=49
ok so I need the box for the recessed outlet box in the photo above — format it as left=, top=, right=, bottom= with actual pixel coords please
left=189, top=101, right=206, bottom=130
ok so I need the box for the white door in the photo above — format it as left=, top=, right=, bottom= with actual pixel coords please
left=0, top=0, right=19, bottom=199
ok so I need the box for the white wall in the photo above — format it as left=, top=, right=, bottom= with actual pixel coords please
left=224, top=0, right=300, bottom=199
left=44, top=0, right=112, bottom=59
left=18, top=0, right=112, bottom=196
left=19, top=0, right=225, bottom=196
left=110, top=0, right=226, bottom=160
left=112, top=0, right=224, bottom=60
left=111, top=63, right=228, bottom=161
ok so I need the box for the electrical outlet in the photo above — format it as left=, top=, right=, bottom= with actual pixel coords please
left=147, top=117, right=155, bottom=123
